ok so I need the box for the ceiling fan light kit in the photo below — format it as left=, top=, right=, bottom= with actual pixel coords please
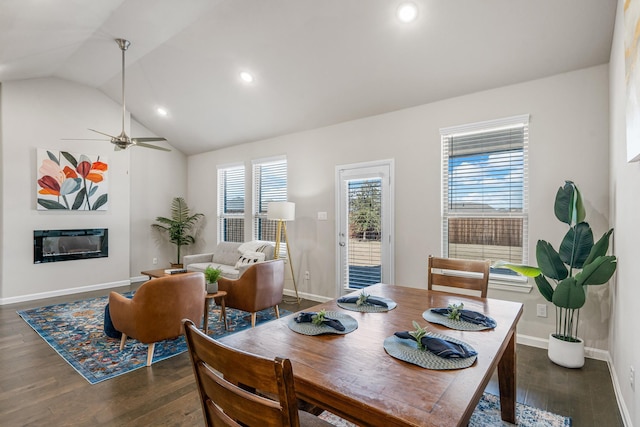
left=68, top=38, right=171, bottom=152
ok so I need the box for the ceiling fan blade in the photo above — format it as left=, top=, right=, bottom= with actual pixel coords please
left=131, top=137, right=167, bottom=143
left=135, top=142, right=172, bottom=152
left=61, top=138, right=110, bottom=141
left=88, top=128, right=118, bottom=139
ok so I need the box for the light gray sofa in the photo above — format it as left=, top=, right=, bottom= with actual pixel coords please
left=183, top=241, right=275, bottom=279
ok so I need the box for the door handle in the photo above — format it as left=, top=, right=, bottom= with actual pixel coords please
left=339, top=242, right=345, bottom=247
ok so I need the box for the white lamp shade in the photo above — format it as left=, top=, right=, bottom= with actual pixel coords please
left=267, top=201, right=295, bottom=221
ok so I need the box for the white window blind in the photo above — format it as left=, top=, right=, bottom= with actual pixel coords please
left=440, top=115, right=529, bottom=279
left=252, top=157, right=287, bottom=250
left=217, top=165, right=245, bottom=242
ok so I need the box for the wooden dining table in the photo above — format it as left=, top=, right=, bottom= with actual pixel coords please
left=219, top=283, right=523, bottom=427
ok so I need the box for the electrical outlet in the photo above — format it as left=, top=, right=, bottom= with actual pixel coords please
left=305, top=271, right=310, bottom=280
left=630, top=366, right=635, bottom=391
left=153, top=257, right=158, bottom=265
left=536, top=304, right=547, bottom=318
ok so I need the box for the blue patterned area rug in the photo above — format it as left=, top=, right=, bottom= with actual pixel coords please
left=319, top=392, right=571, bottom=426
left=17, top=293, right=289, bottom=384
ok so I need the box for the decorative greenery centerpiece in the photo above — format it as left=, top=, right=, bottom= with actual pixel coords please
left=409, top=321, right=428, bottom=350
left=356, top=291, right=370, bottom=306
left=151, top=197, right=203, bottom=266
left=446, top=302, right=464, bottom=321
left=495, top=181, right=617, bottom=343
left=312, top=309, right=328, bottom=325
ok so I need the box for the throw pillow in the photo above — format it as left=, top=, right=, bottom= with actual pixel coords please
left=234, top=251, right=266, bottom=269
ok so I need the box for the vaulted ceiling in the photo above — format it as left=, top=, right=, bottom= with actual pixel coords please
left=0, top=0, right=616, bottom=155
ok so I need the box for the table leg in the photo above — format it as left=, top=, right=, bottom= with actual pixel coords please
left=203, top=299, right=211, bottom=334
left=498, top=330, right=517, bottom=423
left=220, top=297, right=227, bottom=330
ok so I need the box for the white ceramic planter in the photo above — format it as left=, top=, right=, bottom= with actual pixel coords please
left=206, top=281, right=218, bottom=293
left=547, top=333, right=584, bottom=368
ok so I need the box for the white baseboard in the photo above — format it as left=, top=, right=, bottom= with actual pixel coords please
left=516, top=333, right=609, bottom=361
left=0, top=279, right=131, bottom=305
left=606, top=353, right=633, bottom=427
left=283, top=288, right=331, bottom=303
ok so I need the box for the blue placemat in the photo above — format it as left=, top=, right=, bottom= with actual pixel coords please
left=288, top=311, right=358, bottom=335
left=337, top=296, right=397, bottom=312
left=423, top=308, right=496, bottom=331
left=383, top=332, right=477, bottom=369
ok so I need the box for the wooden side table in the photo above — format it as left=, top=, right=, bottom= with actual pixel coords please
left=203, top=290, right=227, bottom=333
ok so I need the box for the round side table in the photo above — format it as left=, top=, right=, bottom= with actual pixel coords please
left=203, top=290, right=227, bottom=333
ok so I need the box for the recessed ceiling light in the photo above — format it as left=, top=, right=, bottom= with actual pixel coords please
left=397, top=2, right=418, bottom=23
left=240, top=71, right=254, bottom=83
left=156, top=107, right=168, bottom=117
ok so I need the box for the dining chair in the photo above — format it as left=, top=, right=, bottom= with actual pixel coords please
left=427, top=255, right=491, bottom=298
left=182, top=319, right=332, bottom=427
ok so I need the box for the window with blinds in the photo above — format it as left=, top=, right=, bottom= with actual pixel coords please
left=218, top=165, right=245, bottom=242
left=440, top=115, right=529, bottom=279
left=252, top=157, right=287, bottom=253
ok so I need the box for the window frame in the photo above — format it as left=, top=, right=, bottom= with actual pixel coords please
left=217, top=163, right=246, bottom=243
left=251, top=156, right=288, bottom=253
left=440, top=114, right=530, bottom=286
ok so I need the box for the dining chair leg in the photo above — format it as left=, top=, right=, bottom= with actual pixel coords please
left=146, top=343, right=155, bottom=367
left=119, top=334, right=127, bottom=350
left=274, top=305, right=280, bottom=318
left=251, top=313, right=257, bottom=328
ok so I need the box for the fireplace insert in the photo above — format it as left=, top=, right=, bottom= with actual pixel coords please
left=34, top=228, right=108, bottom=263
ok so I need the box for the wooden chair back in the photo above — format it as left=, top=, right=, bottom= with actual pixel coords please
left=183, top=319, right=300, bottom=427
left=427, top=256, right=490, bottom=298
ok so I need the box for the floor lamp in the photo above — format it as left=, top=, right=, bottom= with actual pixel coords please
left=267, top=201, right=299, bottom=303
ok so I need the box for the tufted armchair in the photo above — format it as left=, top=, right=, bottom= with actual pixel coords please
left=216, top=259, right=285, bottom=328
left=109, top=272, right=206, bottom=366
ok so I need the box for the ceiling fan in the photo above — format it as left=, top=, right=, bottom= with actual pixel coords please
left=65, top=38, right=170, bottom=152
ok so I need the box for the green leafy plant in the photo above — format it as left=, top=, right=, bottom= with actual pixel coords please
left=447, top=302, right=464, bottom=321
left=312, top=309, right=327, bottom=326
left=204, top=265, right=222, bottom=284
left=151, top=197, right=204, bottom=265
left=356, top=291, right=370, bottom=306
left=409, top=321, right=428, bottom=350
left=495, top=181, right=617, bottom=342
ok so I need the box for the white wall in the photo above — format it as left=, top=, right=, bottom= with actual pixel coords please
left=0, top=77, right=188, bottom=302
left=129, top=120, right=188, bottom=276
left=609, top=1, right=639, bottom=424
left=188, top=64, right=612, bottom=348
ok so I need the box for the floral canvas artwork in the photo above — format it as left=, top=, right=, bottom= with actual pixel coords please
left=625, top=0, right=640, bottom=161
left=36, top=149, right=109, bottom=210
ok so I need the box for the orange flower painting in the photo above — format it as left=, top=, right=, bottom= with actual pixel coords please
left=37, top=149, right=109, bottom=210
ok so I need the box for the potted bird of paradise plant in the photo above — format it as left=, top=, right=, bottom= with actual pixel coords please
left=495, top=181, right=617, bottom=368
left=151, top=197, right=204, bottom=267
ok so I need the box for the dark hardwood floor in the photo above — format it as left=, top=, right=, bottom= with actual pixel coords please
left=0, top=283, right=624, bottom=426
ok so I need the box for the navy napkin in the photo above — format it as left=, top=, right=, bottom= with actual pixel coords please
left=295, top=312, right=345, bottom=331
left=337, top=295, right=389, bottom=308
left=394, top=331, right=477, bottom=359
left=431, top=308, right=497, bottom=328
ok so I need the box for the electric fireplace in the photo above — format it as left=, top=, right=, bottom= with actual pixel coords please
left=34, top=228, right=108, bottom=263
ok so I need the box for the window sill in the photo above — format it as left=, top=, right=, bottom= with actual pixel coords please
left=488, top=276, right=532, bottom=293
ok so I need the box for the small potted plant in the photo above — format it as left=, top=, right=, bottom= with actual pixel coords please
left=204, top=265, right=222, bottom=293
left=496, top=181, right=617, bottom=368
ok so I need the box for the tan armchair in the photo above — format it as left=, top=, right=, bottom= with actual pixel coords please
left=217, top=259, right=285, bottom=327
left=109, top=272, right=206, bottom=366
